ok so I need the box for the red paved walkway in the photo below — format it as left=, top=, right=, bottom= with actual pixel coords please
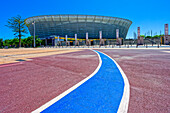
left=0, top=49, right=99, bottom=113
left=96, top=49, right=170, bottom=113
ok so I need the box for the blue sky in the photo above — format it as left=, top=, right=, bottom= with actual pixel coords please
left=0, top=0, right=170, bottom=39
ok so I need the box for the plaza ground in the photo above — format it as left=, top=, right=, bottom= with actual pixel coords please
left=0, top=48, right=170, bottom=113
left=96, top=49, right=170, bottom=113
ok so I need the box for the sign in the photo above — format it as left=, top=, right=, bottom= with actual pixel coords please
left=116, top=29, right=119, bottom=38
left=137, top=27, right=140, bottom=37
left=99, top=31, right=102, bottom=39
left=75, top=34, right=77, bottom=41
left=86, top=32, right=88, bottom=40
left=165, top=24, right=168, bottom=36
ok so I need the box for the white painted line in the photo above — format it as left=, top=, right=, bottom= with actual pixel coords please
left=96, top=50, right=130, bottom=113
left=0, top=62, right=23, bottom=68
left=32, top=50, right=102, bottom=113
left=162, top=51, right=170, bottom=53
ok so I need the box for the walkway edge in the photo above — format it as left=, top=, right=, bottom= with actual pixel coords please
left=32, top=50, right=102, bottom=113
left=96, top=50, right=130, bottom=113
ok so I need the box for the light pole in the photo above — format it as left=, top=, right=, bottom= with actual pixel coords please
left=160, top=30, right=161, bottom=45
left=32, top=21, right=35, bottom=48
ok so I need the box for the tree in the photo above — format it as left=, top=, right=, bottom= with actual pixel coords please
left=145, top=36, right=152, bottom=39
left=26, top=36, right=42, bottom=47
left=25, top=36, right=33, bottom=47
left=35, top=37, right=42, bottom=46
left=20, top=36, right=42, bottom=47
left=0, top=38, right=3, bottom=47
left=10, top=38, right=19, bottom=47
left=140, top=35, right=145, bottom=37
left=6, top=15, right=28, bottom=47
left=3, top=39, right=10, bottom=47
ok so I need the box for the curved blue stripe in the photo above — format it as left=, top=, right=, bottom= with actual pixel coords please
left=42, top=50, right=124, bottom=113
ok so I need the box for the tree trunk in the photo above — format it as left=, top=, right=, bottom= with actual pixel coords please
left=19, top=36, right=21, bottom=47
left=19, top=23, right=21, bottom=47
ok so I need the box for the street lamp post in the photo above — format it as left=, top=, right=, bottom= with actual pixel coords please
left=32, top=21, right=35, bottom=48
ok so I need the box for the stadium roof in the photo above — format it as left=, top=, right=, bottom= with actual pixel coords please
left=26, top=14, right=132, bottom=39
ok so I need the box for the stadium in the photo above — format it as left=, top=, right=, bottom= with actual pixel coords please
left=25, top=14, right=132, bottom=45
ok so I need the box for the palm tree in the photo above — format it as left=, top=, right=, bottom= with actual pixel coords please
left=6, top=15, right=28, bottom=47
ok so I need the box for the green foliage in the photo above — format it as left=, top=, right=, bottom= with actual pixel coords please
left=1, top=36, right=42, bottom=48
left=2, top=38, right=19, bottom=47
left=145, top=36, right=152, bottom=38
left=145, top=35, right=164, bottom=39
left=24, top=36, right=42, bottom=47
left=140, top=35, right=145, bottom=37
left=10, top=38, right=19, bottom=47
left=6, top=15, right=28, bottom=47
left=0, top=38, right=3, bottom=47
left=3, top=39, right=10, bottom=46
left=153, top=35, right=164, bottom=38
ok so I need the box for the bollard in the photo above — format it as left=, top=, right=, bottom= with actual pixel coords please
left=157, top=44, right=159, bottom=48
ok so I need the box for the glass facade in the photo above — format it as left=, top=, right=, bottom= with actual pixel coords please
left=25, top=14, right=132, bottom=39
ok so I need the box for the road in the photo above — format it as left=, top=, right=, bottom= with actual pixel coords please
left=96, top=49, right=170, bottom=113
left=0, top=49, right=98, bottom=113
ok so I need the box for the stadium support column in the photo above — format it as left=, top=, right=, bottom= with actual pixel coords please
left=99, top=31, right=104, bottom=46
left=75, top=34, right=79, bottom=46
left=116, top=29, right=122, bottom=45
left=86, top=32, right=90, bottom=46
left=58, top=36, right=61, bottom=46
left=137, top=27, right=144, bottom=45
left=65, top=35, right=69, bottom=46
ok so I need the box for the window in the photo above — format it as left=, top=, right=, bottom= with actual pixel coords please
left=53, top=16, right=60, bottom=21
left=94, top=16, right=102, bottom=23
left=86, top=16, right=95, bottom=22
left=60, top=15, right=69, bottom=21
left=78, top=16, right=86, bottom=22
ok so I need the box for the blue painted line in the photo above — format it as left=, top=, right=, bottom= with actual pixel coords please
left=42, top=50, right=124, bottom=113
